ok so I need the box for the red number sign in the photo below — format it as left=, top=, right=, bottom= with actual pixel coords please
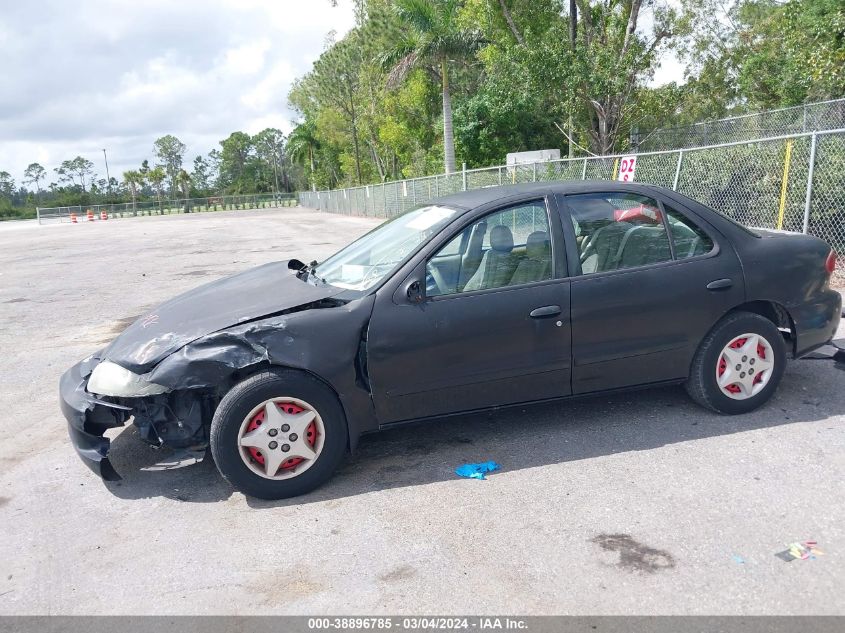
left=617, top=156, right=638, bottom=182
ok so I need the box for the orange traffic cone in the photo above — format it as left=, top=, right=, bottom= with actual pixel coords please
left=70, top=213, right=78, bottom=224
left=100, top=211, right=108, bottom=220
left=86, top=209, right=94, bottom=221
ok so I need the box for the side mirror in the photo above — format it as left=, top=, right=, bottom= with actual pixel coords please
left=405, top=279, right=424, bottom=304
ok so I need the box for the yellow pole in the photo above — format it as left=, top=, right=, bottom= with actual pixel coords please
left=611, top=158, right=620, bottom=180
left=512, top=168, right=516, bottom=184
left=777, top=139, right=794, bottom=230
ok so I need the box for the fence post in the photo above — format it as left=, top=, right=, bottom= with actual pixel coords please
left=672, top=150, right=684, bottom=191
left=498, top=166, right=502, bottom=186
left=383, top=182, right=387, bottom=217
left=802, top=133, right=818, bottom=234
left=776, top=139, right=794, bottom=230
left=462, top=163, right=467, bottom=191
left=36, top=207, right=41, bottom=225
left=581, top=158, right=588, bottom=180
left=532, top=162, right=537, bottom=182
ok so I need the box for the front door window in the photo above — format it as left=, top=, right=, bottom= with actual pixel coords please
left=426, top=200, right=553, bottom=296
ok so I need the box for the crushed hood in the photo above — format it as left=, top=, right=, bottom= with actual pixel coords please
left=103, top=261, right=344, bottom=373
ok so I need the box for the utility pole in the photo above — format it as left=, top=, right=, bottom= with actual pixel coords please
left=102, top=149, right=112, bottom=198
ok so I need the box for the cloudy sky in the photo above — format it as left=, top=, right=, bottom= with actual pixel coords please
left=0, top=0, right=356, bottom=185
left=1, top=0, right=683, bottom=187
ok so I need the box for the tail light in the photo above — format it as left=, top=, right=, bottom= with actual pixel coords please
left=825, top=250, right=836, bottom=275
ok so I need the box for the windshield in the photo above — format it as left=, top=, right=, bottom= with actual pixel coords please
left=312, top=205, right=459, bottom=291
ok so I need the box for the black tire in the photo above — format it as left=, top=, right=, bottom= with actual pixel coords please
left=210, top=368, right=347, bottom=499
left=685, top=311, right=786, bottom=414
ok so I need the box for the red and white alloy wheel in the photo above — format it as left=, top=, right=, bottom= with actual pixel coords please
left=715, top=333, right=775, bottom=400
left=237, top=397, right=325, bottom=480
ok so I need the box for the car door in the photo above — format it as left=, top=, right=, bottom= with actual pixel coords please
left=557, top=189, right=745, bottom=394
left=367, top=196, right=573, bottom=424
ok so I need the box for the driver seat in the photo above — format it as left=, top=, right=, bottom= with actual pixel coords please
left=463, top=225, right=518, bottom=292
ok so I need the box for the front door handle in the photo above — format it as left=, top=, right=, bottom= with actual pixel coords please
left=530, top=305, right=562, bottom=319
left=706, top=278, right=733, bottom=291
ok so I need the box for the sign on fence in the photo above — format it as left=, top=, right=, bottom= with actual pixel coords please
left=617, top=155, right=637, bottom=182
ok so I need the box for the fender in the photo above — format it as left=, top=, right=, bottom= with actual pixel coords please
left=146, top=294, right=379, bottom=451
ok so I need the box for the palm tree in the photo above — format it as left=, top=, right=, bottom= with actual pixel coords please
left=148, top=166, right=166, bottom=212
left=122, top=170, right=141, bottom=213
left=177, top=169, right=192, bottom=212
left=286, top=120, right=320, bottom=190
left=384, top=0, right=484, bottom=174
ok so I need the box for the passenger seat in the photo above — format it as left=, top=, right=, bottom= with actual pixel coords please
left=509, top=231, right=551, bottom=285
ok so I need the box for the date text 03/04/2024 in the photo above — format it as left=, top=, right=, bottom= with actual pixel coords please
left=307, top=617, right=528, bottom=630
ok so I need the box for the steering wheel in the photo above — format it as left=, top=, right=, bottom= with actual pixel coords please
left=426, top=264, right=448, bottom=295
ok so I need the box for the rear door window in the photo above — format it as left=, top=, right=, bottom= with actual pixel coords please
left=664, top=205, right=715, bottom=258
left=566, top=193, right=672, bottom=274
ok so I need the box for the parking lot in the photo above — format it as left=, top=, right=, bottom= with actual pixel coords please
left=0, top=207, right=843, bottom=615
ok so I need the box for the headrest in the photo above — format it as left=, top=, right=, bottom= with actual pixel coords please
left=526, top=231, right=550, bottom=259
left=490, top=225, right=514, bottom=252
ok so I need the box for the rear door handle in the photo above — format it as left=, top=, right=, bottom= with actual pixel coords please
left=529, top=305, right=562, bottom=318
left=706, top=278, right=733, bottom=291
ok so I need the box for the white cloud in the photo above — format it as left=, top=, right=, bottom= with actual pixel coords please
left=0, top=0, right=356, bottom=185
left=222, top=39, right=273, bottom=76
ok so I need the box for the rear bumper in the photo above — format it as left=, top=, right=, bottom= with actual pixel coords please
left=793, top=289, right=842, bottom=358
left=59, top=356, right=130, bottom=481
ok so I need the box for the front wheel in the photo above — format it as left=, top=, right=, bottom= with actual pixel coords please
left=210, top=369, right=347, bottom=499
left=685, top=311, right=786, bottom=414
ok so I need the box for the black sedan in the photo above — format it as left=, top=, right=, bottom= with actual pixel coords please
left=60, top=181, right=842, bottom=499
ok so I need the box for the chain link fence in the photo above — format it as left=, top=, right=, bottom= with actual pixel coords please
left=635, top=98, right=845, bottom=151
left=300, top=129, right=845, bottom=263
left=36, top=192, right=297, bottom=224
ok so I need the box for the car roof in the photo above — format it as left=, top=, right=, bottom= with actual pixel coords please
left=433, top=180, right=664, bottom=210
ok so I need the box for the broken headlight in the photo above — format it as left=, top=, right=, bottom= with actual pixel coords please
left=87, top=361, right=169, bottom=397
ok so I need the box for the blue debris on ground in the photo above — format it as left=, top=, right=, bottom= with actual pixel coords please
left=455, top=461, right=501, bottom=480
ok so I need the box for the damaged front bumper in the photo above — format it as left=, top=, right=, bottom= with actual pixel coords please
left=60, top=356, right=212, bottom=481
left=60, top=356, right=131, bottom=481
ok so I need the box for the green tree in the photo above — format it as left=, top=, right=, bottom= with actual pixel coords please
left=191, top=155, right=213, bottom=194
left=147, top=166, right=166, bottom=210
left=286, top=120, right=321, bottom=189
left=177, top=169, right=191, bottom=198
left=122, top=170, right=142, bottom=211
left=23, top=163, right=46, bottom=194
left=680, top=0, right=844, bottom=111
left=153, top=134, right=187, bottom=197
left=55, top=156, right=95, bottom=191
left=292, top=33, right=368, bottom=184
left=383, top=0, right=485, bottom=173
left=253, top=128, right=287, bottom=192
left=0, top=171, right=14, bottom=199
left=177, top=169, right=192, bottom=211
left=207, top=150, right=222, bottom=191
left=218, top=132, right=254, bottom=193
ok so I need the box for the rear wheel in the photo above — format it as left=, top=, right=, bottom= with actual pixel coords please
left=210, top=369, right=347, bottom=499
left=685, top=311, right=786, bottom=414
